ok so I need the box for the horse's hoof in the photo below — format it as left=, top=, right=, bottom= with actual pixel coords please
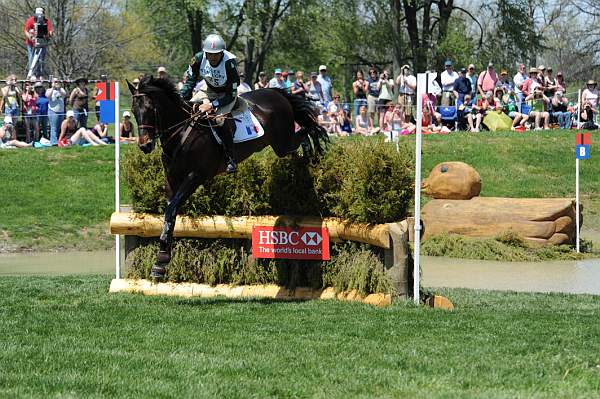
left=150, top=265, right=166, bottom=281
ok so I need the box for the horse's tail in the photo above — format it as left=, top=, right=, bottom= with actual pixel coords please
left=274, top=89, right=329, bottom=157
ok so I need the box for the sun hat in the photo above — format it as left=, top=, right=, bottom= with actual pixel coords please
left=529, top=67, right=538, bottom=74
left=259, top=71, right=266, bottom=76
left=74, top=77, right=88, bottom=85
left=468, top=64, right=475, bottom=69
left=123, top=111, right=131, bottom=118
left=500, top=69, right=508, bottom=75
left=35, top=7, right=44, bottom=15
left=157, top=66, right=167, bottom=73
left=537, top=65, right=545, bottom=71
left=319, top=65, right=327, bottom=71
left=556, top=71, right=563, bottom=76
left=587, top=79, right=597, bottom=86
left=66, top=110, right=75, bottom=118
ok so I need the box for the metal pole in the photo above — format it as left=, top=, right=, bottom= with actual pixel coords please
left=577, top=89, right=581, bottom=129
left=114, top=82, right=121, bottom=279
left=413, top=73, right=425, bottom=304
left=576, top=157, right=580, bottom=253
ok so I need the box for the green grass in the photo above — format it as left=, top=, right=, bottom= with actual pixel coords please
left=1, top=275, right=599, bottom=398
left=0, top=130, right=598, bottom=252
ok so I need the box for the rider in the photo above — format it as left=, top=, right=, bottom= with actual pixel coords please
left=180, top=33, right=241, bottom=173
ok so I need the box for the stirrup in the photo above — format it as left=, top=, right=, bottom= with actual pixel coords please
left=226, top=160, right=237, bottom=174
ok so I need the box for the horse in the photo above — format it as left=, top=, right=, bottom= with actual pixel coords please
left=127, top=76, right=328, bottom=279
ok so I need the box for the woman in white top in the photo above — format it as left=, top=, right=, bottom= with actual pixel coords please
left=581, top=79, right=598, bottom=125
left=377, top=70, right=395, bottom=128
left=46, top=78, right=67, bottom=145
left=354, top=105, right=376, bottom=136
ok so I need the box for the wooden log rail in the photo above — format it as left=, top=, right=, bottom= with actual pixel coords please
left=110, top=212, right=392, bottom=249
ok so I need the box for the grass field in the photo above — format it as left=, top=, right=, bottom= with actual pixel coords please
left=0, top=129, right=598, bottom=252
left=1, top=275, right=599, bottom=398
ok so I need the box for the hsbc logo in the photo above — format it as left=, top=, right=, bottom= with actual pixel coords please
left=301, top=231, right=322, bottom=246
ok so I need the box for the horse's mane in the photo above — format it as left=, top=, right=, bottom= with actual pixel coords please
left=138, top=75, right=184, bottom=108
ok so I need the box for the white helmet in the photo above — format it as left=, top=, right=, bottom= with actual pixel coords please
left=203, top=34, right=226, bottom=54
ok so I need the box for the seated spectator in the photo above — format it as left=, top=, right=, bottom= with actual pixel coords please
left=268, top=69, right=285, bottom=89
left=318, top=108, right=340, bottom=136
left=556, top=72, right=566, bottom=93
left=382, top=102, right=415, bottom=137
left=306, top=72, right=324, bottom=107
left=120, top=111, right=137, bottom=143
left=69, top=77, right=89, bottom=128
left=581, top=80, right=598, bottom=128
left=338, top=105, right=352, bottom=136
left=352, top=70, right=368, bottom=117
left=422, top=92, right=442, bottom=126
left=502, top=90, right=529, bottom=130
left=440, top=60, right=458, bottom=106
left=453, top=68, right=472, bottom=104
left=550, top=91, right=571, bottom=129
left=544, top=67, right=559, bottom=98
left=477, top=62, right=498, bottom=98
left=255, top=71, right=268, bottom=90
left=354, top=105, right=377, bottom=135
left=0, top=116, right=32, bottom=148
left=291, top=71, right=309, bottom=98
left=467, top=95, right=485, bottom=132
left=91, top=121, right=112, bottom=142
left=457, top=94, right=473, bottom=130
left=395, top=65, right=416, bottom=122
left=58, top=110, right=105, bottom=146
left=493, top=88, right=505, bottom=108
left=237, top=72, right=252, bottom=95
left=34, top=81, right=49, bottom=139
left=525, top=87, right=550, bottom=130
left=1, top=75, right=22, bottom=119
left=328, top=95, right=341, bottom=114
left=22, top=78, right=38, bottom=142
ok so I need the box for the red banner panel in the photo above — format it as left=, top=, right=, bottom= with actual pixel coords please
left=252, top=226, right=330, bottom=260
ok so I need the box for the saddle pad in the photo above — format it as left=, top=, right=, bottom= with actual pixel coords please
left=231, top=109, right=265, bottom=144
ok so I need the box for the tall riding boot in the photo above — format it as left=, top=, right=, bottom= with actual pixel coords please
left=217, top=120, right=237, bottom=173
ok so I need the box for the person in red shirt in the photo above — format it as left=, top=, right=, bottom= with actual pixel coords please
left=23, top=7, right=53, bottom=78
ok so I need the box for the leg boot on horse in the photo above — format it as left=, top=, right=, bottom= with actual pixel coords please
left=215, top=117, right=237, bottom=173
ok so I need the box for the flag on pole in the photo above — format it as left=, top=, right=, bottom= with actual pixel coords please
left=576, top=132, right=592, bottom=145
left=99, top=100, right=116, bottom=123
left=95, top=82, right=116, bottom=101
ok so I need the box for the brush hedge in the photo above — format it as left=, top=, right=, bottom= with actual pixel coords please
left=123, top=138, right=414, bottom=224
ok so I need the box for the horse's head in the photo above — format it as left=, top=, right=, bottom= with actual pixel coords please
left=128, top=75, right=186, bottom=154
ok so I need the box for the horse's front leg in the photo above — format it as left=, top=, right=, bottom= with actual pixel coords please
left=151, top=172, right=202, bottom=280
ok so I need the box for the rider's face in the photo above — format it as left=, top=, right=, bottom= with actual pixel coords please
left=206, top=52, right=223, bottom=67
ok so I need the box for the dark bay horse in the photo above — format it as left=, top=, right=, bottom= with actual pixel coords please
left=128, top=76, right=328, bottom=279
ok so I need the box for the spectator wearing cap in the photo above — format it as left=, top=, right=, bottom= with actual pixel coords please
left=452, top=68, right=472, bottom=104
left=291, top=71, right=309, bottom=98
left=34, top=81, right=49, bottom=139
left=366, top=67, right=381, bottom=125
left=581, top=79, right=598, bottom=126
left=22, top=78, right=38, bottom=142
left=513, top=63, right=527, bottom=104
left=268, top=68, right=285, bottom=89
left=395, top=65, right=416, bottom=121
left=497, top=69, right=512, bottom=92
left=281, top=70, right=292, bottom=93
left=550, top=90, right=571, bottom=129
left=306, top=72, right=324, bottom=106
left=69, top=77, right=89, bottom=128
left=157, top=66, right=168, bottom=80
left=255, top=71, right=268, bottom=90
left=132, top=78, right=140, bottom=89
left=120, top=111, right=136, bottom=144
left=46, top=78, right=67, bottom=145
left=477, top=62, right=498, bottom=98
left=317, top=65, right=333, bottom=104
left=521, top=67, right=541, bottom=98
left=339, top=104, right=352, bottom=135
left=1, top=116, right=32, bottom=148
left=466, top=64, right=478, bottom=99
left=543, top=67, right=558, bottom=98
left=59, top=110, right=106, bottom=146
left=440, top=60, right=459, bottom=106
left=237, top=72, right=252, bottom=95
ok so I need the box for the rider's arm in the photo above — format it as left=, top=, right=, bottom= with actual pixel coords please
left=179, top=52, right=203, bottom=101
left=212, top=58, right=240, bottom=109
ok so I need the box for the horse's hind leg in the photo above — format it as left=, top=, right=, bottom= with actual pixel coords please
left=151, top=173, right=202, bottom=280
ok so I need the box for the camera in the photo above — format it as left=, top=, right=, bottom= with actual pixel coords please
left=34, top=14, right=49, bottom=47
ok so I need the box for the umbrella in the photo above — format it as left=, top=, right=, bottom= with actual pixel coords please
left=483, top=111, right=513, bottom=131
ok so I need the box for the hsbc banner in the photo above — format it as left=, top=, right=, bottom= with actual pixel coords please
left=252, top=226, right=330, bottom=260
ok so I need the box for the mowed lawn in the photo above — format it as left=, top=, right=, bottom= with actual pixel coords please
left=1, top=276, right=599, bottom=398
left=0, top=129, right=598, bottom=251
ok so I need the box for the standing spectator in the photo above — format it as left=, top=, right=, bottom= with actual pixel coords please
left=352, top=70, right=368, bottom=117
left=22, top=79, right=38, bottom=142
left=377, top=70, right=395, bottom=127
left=497, top=69, right=513, bottom=92
left=69, top=78, right=89, bottom=128
left=291, top=71, right=309, bottom=98
left=526, top=87, right=550, bottom=130
left=466, top=64, right=478, bottom=99
left=513, top=63, right=527, bottom=105
left=440, top=60, right=458, bottom=105
left=34, top=81, right=49, bottom=139
left=354, top=105, right=376, bottom=136
left=157, top=66, right=168, bottom=80
left=366, top=68, right=380, bottom=126
left=551, top=91, right=571, bottom=129
left=544, top=67, right=559, bottom=98
left=306, top=72, right=324, bottom=106
left=317, top=65, right=333, bottom=105
left=1, top=75, right=23, bottom=119
left=237, top=72, right=252, bottom=95
left=255, top=71, right=268, bottom=90
left=452, top=68, right=472, bottom=104
left=396, top=65, right=416, bottom=121
left=477, top=62, right=498, bottom=98
left=268, top=68, right=285, bottom=89
left=285, top=70, right=295, bottom=93
left=23, top=7, right=53, bottom=78
left=281, top=71, right=292, bottom=93
left=46, top=78, right=67, bottom=145
left=556, top=72, right=566, bottom=93
left=581, top=79, right=598, bottom=127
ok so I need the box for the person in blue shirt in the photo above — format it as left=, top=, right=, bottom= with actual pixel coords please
left=34, top=82, right=49, bottom=139
left=317, top=65, right=333, bottom=104
left=452, top=68, right=472, bottom=104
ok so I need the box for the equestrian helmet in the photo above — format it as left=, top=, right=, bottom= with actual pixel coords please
left=203, top=34, right=226, bottom=54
